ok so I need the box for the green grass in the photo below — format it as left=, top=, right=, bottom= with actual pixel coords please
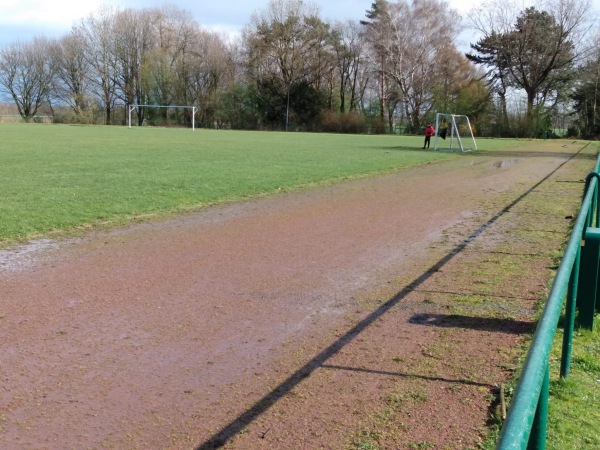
left=0, top=123, right=521, bottom=245
left=546, top=323, right=600, bottom=449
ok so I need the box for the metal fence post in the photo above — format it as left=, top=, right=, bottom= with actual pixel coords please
left=578, top=235, right=598, bottom=329
left=578, top=174, right=600, bottom=330
left=560, top=243, right=580, bottom=377
left=527, top=364, right=550, bottom=450
left=580, top=224, right=600, bottom=329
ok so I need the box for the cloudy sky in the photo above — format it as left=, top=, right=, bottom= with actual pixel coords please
left=0, top=0, right=476, bottom=46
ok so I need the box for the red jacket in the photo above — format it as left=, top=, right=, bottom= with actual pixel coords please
left=425, top=125, right=435, bottom=137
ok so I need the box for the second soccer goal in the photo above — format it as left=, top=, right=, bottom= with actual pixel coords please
left=433, top=113, right=477, bottom=152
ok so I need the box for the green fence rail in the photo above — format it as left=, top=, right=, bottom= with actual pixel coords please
left=496, top=153, right=600, bottom=449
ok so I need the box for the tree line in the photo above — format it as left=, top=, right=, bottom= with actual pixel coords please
left=0, top=0, right=597, bottom=138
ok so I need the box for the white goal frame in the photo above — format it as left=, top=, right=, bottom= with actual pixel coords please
left=128, top=104, right=197, bottom=131
left=433, top=113, right=477, bottom=152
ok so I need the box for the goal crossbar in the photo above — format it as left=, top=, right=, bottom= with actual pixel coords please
left=128, top=104, right=197, bottom=130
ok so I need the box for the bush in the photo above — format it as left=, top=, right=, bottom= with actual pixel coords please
left=566, top=126, right=580, bottom=138
left=368, top=117, right=386, bottom=135
left=319, top=110, right=341, bottom=132
left=318, top=111, right=367, bottom=134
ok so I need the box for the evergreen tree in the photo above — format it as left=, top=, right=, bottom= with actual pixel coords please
left=466, top=33, right=510, bottom=133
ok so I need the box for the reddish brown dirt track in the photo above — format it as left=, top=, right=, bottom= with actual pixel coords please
left=0, top=141, right=595, bottom=449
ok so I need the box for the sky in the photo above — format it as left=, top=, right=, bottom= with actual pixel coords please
left=0, top=0, right=476, bottom=46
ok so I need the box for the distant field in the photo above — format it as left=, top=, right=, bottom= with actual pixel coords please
left=0, top=123, right=522, bottom=245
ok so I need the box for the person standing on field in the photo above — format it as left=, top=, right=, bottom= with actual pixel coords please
left=422, top=123, right=435, bottom=149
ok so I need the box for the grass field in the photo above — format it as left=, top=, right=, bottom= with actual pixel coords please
left=0, top=123, right=519, bottom=245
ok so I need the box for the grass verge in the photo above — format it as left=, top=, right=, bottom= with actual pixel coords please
left=546, top=321, right=600, bottom=449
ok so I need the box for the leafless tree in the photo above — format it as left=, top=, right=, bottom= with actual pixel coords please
left=0, top=37, right=56, bottom=120
left=52, top=29, right=91, bottom=118
left=331, top=20, right=365, bottom=113
left=183, top=29, right=236, bottom=127
left=135, top=6, right=236, bottom=127
left=77, top=7, right=119, bottom=124
left=112, top=8, right=161, bottom=125
left=141, top=6, right=199, bottom=123
left=384, top=0, right=461, bottom=129
left=361, top=0, right=393, bottom=120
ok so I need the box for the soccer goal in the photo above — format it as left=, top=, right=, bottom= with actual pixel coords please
left=433, top=113, right=477, bottom=152
left=128, top=105, right=197, bottom=130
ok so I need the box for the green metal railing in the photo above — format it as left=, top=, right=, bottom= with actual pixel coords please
left=496, top=154, right=600, bottom=449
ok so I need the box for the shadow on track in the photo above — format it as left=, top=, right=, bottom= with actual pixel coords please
left=465, top=148, right=597, bottom=161
left=320, top=364, right=495, bottom=389
left=408, top=313, right=533, bottom=335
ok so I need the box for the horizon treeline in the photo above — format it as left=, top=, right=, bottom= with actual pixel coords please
left=0, top=0, right=599, bottom=138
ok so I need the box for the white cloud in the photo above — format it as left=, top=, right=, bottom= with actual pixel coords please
left=0, top=0, right=107, bottom=27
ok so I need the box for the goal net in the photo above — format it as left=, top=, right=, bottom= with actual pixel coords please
left=433, top=113, right=477, bottom=152
left=128, top=105, right=197, bottom=130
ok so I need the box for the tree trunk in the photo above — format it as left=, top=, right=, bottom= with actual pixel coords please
left=526, top=89, right=536, bottom=137
left=380, top=54, right=385, bottom=120
left=498, top=92, right=508, bottom=132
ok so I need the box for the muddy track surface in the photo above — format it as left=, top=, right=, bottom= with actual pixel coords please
left=0, top=142, right=595, bottom=449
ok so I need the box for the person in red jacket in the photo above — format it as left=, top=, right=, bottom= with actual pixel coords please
left=422, top=123, right=435, bottom=149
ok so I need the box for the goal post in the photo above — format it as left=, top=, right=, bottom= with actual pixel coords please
left=433, top=113, right=477, bottom=152
left=128, top=104, right=198, bottom=130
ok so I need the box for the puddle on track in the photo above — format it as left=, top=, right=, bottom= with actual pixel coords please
left=493, top=159, right=519, bottom=168
left=0, top=238, right=60, bottom=272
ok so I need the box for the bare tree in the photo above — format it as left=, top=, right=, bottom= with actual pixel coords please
left=112, top=8, right=161, bottom=125
left=78, top=7, right=119, bottom=124
left=0, top=37, right=56, bottom=120
left=361, top=0, right=393, bottom=120
left=142, top=6, right=199, bottom=125
left=331, top=20, right=365, bottom=113
left=184, top=29, right=236, bottom=127
left=52, top=29, right=91, bottom=118
left=384, top=0, right=461, bottom=129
